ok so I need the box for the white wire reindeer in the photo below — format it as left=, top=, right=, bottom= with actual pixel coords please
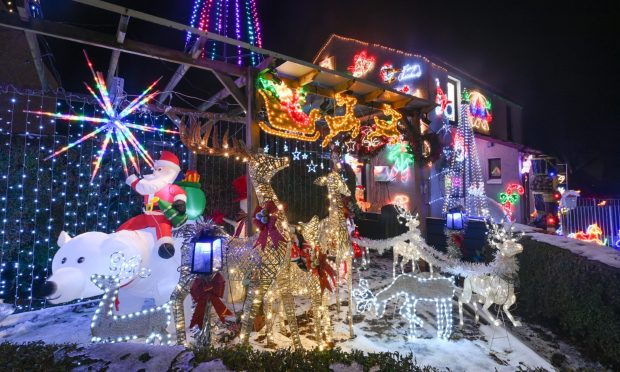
left=392, top=207, right=434, bottom=277
left=458, top=223, right=523, bottom=327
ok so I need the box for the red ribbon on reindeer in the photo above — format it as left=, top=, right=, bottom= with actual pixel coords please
left=301, top=243, right=337, bottom=294
left=189, top=273, right=233, bottom=329
left=253, top=201, right=285, bottom=250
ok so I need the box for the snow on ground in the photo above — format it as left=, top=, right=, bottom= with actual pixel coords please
left=0, top=254, right=559, bottom=371
left=515, top=223, right=620, bottom=269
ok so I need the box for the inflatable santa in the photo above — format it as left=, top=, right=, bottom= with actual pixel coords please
left=118, top=151, right=187, bottom=259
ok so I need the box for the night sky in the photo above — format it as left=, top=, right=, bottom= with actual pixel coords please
left=39, top=0, right=620, bottom=196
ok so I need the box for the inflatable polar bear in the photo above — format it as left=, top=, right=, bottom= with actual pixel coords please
left=42, top=228, right=182, bottom=314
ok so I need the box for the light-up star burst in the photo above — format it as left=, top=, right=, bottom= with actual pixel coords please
left=25, top=51, right=177, bottom=182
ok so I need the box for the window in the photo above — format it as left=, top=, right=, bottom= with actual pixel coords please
left=446, top=76, right=459, bottom=123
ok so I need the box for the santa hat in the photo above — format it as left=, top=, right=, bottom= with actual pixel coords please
left=232, top=175, right=247, bottom=201
left=154, top=151, right=181, bottom=172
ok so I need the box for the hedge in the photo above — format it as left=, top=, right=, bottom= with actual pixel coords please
left=517, top=236, right=620, bottom=368
left=0, top=342, right=437, bottom=371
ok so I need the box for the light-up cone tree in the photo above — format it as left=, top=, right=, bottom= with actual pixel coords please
left=443, top=90, right=489, bottom=219
left=186, top=0, right=263, bottom=66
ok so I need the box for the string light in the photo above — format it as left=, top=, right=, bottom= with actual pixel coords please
left=568, top=223, right=606, bottom=245
left=353, top=275, right=455, bottom=340
left=256, top=74, right=321, bottom=141
left=25, top=52, right=176, bottom=182
left=463, top=89, right=492, bottom=134
left=379, top=63, right=400, bottom=84
left=443, top=91, right=489, bottom=218
left=322, top=93, right=361, bottom=147
left=366, top=104, right=402, bottom=144
left=347, top=50, right=376, bottom=78
left=397, top=63, right=422, bottom=81
left=89, top=274, right=173, bottom=345
left=499, top=183, right=525, bottom=220
left=386, top=141, right=414, bottom=183
left=313, top=34, right=448, bottom=72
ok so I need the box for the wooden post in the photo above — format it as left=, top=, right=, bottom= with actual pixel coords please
left=245, top=67, right=259, bottom=236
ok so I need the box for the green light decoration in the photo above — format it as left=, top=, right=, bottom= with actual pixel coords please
left=387, top=142, right=415, bottom=172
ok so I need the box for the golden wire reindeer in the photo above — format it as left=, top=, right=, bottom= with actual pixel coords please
left=366, top=104, right=402, bottom=144
left=264, top=216, right=333, bottom=349
left=178, top=131, right=302, bottom=349
left=321, top=93, right=361, bottom=147
left=257, top=89, right=322, bottom=142
left=315, top=163, right=354, bottom=338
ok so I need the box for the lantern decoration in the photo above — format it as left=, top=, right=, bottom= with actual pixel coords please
left=190, top=231, right=224, bottom=275
left=176, top=170, right=207, bottom=220
left=446, top=208, right=466, bottom=230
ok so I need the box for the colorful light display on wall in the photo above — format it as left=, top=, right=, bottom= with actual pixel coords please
left=499, top=183, right=525, bottom=221
left=379, top=63, right=400, bottom=84
left=347, top=50, right=376, bottom=78
left=386, top=141, right=414, bottom=183
left=463, top=89, right=492, bottom=134
left=434, top=79, right=452, bottom=117
left=256, top=74, right=321, bottom=142
left=398, top=63, right=422, bottom=81
left=24, top=51, right=175, bottom=181
left=319, top=56, right=335, bottom=70
left=365, top=104, right=402, bottom=145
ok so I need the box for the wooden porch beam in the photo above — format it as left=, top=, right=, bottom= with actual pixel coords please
left=156, top=36, right=207, bottom=105
left=105, top=14, right=129, bottom=86
left=211, top=70, right=248, bottom=113
left=0, top=13, right=247, bottom=77
left=361, top=89, right=385, bottom=104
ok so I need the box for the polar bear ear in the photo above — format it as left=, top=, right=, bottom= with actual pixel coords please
left=57, top=231, right=72, bottom=247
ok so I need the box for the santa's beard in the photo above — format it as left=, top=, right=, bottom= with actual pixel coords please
left=135, top=172, right=177, bottom=195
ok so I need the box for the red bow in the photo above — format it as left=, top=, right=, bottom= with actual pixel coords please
left=303, top=246, right=337, bottom=294
left=189, top=273, right=233, bottom=329
left=253, top=201, right=285, bottom=250
left=209, top=209, right=225, bottom=225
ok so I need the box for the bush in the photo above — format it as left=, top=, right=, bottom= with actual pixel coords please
left=517, top=237, right=620, bottom=369
left=0, top=342, right=436, bottom=371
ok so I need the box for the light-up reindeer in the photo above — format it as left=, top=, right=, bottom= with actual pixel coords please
left=179, top=128, right=302, bottom=348
left=367, top=104, right=402, bottom=145
left=321, top=93, right=361, bottom=147
left=90, top=274, right=172, bottom=344
left=458, top=223, right=523, bottom=327
left=315, top=164, right=354, bottom=338
left=264, top=216, right=333, bottom=348
left=393, top=210, right=434, bottom=277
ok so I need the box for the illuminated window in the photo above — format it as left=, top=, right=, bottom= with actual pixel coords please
left=446, top=77, right=459, bottom=122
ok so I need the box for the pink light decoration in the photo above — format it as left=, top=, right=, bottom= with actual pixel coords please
left=24, top=51, right=176, bottom=182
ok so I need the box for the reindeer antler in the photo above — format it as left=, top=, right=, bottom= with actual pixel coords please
left=179, top=116, right=246, bottom=157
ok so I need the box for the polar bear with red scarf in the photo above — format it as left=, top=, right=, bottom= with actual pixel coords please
left=119, top=151, right=187, bottom=259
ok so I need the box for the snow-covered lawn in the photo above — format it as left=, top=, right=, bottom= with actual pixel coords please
left=0, top=253, right=559, bottom=371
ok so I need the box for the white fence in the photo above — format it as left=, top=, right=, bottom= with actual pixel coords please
left=560, top=198, right=620, bottom=248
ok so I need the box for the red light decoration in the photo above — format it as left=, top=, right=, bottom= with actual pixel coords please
left=498, top=183, right=525, bottom=221
left=347, top=50, right=376, bottom=78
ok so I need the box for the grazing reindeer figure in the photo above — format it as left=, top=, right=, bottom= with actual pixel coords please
left=321, top=93, right=361, bottom=147
left=90, top=274, right=172, bottom=344
left=353, top=274, right=455, bottom=340
left=367, top=104, right=402, bottom=144
left=265, top=216, right=333, bottom=349
left=315, top=164, right=354, bottom=338
left=458, top=224, right=523, bottom=327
